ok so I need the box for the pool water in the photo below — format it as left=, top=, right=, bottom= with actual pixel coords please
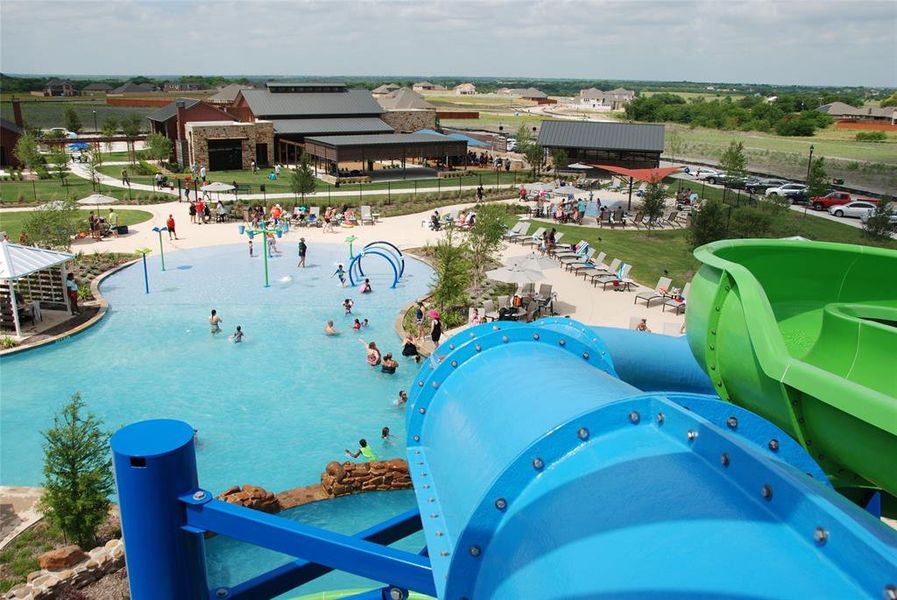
left=205, top=490, right=424, bottom=597
left=0, top=243, right=432, bottom=494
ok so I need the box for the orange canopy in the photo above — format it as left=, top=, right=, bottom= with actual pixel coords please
left=591, top=164, right=682, bottom=184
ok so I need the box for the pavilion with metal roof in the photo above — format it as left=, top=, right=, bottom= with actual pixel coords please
left=303, top=133, right=467, bottom=177
left=538, top=121, right=665, bottom=169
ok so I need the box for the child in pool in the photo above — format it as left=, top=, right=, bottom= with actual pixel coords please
left=360, top=278, right=372, bottom=294
left=382, top=427, right=395, bottom=446
left=343, top=298, right=354, bottom=314
left=325, top=320, right=339, bottom=336
left=345, top=438, right=378, bottom=461
left=362, top=318, right=369, bottom=328
left=332, top=264, right=347, bottom=287
left=209, top=309, right=222, bottom=334
left=396, top=390, right=408, bottom=407
left=231, top=325, right=244, bottom=343
left=353, top=318, right=362, bottom=331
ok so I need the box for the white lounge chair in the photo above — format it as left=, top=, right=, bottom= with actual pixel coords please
left=583, top=256, right=618, bottom=283
left=662, top=282, right=690, bottom=314
left=635, top=277, right=672, bottom=307
left=596, top=263, right=632, bottom=291
left=360, top=205, right=375, bottom=225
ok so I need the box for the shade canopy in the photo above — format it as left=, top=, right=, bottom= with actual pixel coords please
left=201, top=182, right=236, bottom=192
left=78, top=193, right=122, bottom=205
left=592, top=164, right=683, bottom=184
left=0, top=241, right=74, bottom=280
left=485, top=264, right=544, bottom=284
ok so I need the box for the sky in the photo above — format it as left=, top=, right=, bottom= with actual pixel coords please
left=1, top=0, right=895, bottom=87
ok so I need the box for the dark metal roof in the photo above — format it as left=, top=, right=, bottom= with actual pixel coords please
left=145, top=99, right=201, bottom=122
left=0, top=118, right=24, bottom=134
left=538, top=121, right=664, bottom=152
left=240, top=89, right=384, bottom=118
left=266, top=81, right=346, bottom=89
left=304, top=133, right=462, bottom=148
left=208, top=83, right=248, bottom=103
left=271, top=117, right=393, bottom=135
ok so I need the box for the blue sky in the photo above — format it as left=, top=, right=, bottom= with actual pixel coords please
left=2, top=0, right=895, bottom=87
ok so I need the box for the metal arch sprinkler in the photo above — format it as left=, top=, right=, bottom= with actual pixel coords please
left=151, top=226, right=168, bottom=271
left=238, top=221, right=287, bottom=288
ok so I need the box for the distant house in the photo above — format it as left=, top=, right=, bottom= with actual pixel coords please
left=412, top=81, right=446, bottom=92
left=453, top=83, right=476, bottom=96
left=500, top=87, right=555, bottom=104
left=376, top=89, right=437, bottom=132
left=44, top=78, right=77, bottom=97
left=111, top=81, right=160, bottom=94
left=376, top=88, right=435, bottom=111
left=817, top=102, right=897, bottom=124
left=208, top=83, right=251, bottom=105
left=372, top=83, right=401, bottom=96
left=578, top=87, right=635, bottom=110
left=163, top=82, right=202, bottom=92
left=82, top=83, right=113, bottom=95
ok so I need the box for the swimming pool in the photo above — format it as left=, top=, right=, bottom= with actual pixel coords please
left=0, top=242, right=432, bottom=494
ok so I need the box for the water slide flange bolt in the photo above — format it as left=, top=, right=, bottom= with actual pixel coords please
left=192, top=491, right=206, bottom=501
left=720, top=452, right=730, bottom=467
left=439, top=551, right=450, bottom=557
left=469, top=545, right=482, bottom=557
left=435, top=530, right=443, bottom=536
left=502, top=336, right=509, bottom=343
left=389, top=588, right=405, bottom=600
left=761, top=484, right=773, bottom=501
left=492, top=325, right=501, bottom=331
left=884, top=584, right=897, bottom=600
left=532, top=333, right=540, bottom=340
left=656, top=412, right=665, bottom=425
left=418, top=381, right=424, bottom=387
left=532, top=457, right=545, bottom=470
left=451, top=360, right=458, bottom=368
left=582, top=352, right=590, bottom=360
left=422, top=484, right=430, bottom=489
left=687, top=430, right=698, bottom=442
left=494, top=497, right=507, bottom=510
left=475, top=345, right=482, bottom=352
left=429, top=512, right=438, bottom=518
left=419, top=407, right=426, bottom=414
left=629, top=411, right=640, bottom=424
left=559, top=339, right=566, bottom=346
left=578, top=427, right=590, bottom=440
left=726, top=416, right=738, bottom=429
left=768, top=439, right=779, bottom=452
left=215, top=588, right=228, bottom=598
left=413, top=435, right=420, bottom=442
left=814, top=527, right=828, bottom=545
left=448, top=343, right=454, bottom=350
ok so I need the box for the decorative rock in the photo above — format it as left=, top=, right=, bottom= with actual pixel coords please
left=38, top=545, right=87, bottom=570
left=26, top=570, right=43, bottom=583
left=321, top=459, right=413, bottom=497
left=219, top=484, right=281, bottom=513
left=222, top=484, right=241, bottom=496
left=104, top=539, right=118, bottom=550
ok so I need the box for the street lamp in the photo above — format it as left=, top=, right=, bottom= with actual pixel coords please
left=151, top=226, right=168, bottom=271
left=803, top=145, right=814, bottom=217
left=238, top=221, right=288, bottom=287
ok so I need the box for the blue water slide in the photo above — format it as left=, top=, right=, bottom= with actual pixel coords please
left=406, top=320, right=897, bottom=599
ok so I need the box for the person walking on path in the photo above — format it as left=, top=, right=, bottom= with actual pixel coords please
left=297, top=237, right=307, bottom=268
left=121, top=169, right=129, bottom=185
left=108, top=208, right=120, bottom=237
left=65, top=273, right=80, bottom=314
left=166, top=214, right=177, bottom=240
left=200, top=165, right=207, bottom=182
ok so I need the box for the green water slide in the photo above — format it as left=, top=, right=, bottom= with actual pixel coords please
left=688, top=239, right=897, bottom=505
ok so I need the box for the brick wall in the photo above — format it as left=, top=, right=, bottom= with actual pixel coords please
left=380, top=110, right=437, bottom=133
left=186, top=121, right=274, bottom=170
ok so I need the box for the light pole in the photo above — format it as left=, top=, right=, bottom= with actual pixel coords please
left=803, top=144, right=814, bottom=218
left=238, top=221, right=287, bottom=287
left=93, top=110, right=99, bottom=161
left=151, top=226, right=168, bottom=271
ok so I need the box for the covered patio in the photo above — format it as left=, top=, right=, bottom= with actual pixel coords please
left=0, top=241, right=76, bottom=340
left=591, top=164, right=683, bottom=210
left=303, top=133, right=468, bottom=180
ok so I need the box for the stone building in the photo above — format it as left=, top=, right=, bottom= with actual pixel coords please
left=185, top=121, right=274, bottom=171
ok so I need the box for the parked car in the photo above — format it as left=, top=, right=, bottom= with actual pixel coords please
left=829, top=201, right=879, bottom=219
left=811, top=191, right=878, bottom=211
left=692, top=168, right=724, bottom=181
left=46, top=127, right=78, bottom=139
left=860, top=205, right=897, bottom=226
left=506, top=138, right=517, bottom=152
left=746, top=178, right=788, bottom=194
left=765, top=183, right=808, bottom=200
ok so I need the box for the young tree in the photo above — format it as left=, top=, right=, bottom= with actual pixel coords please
left=551, top=148, right=568, bottom=176
left=718, top=140, right=748, bottom=188
left=22, top=198, right=80, bottom=249
left=805, top=156, right=829, bottom=200
left=84, top=148, right=101, bottom=192
left=48, top=147, right=70, bottom=188
left=688, top=199, right=729, bottom=249
left=640, top=181, right=668, bottom=228
left=121, top=114, right=143, bottom=164
left=862, top=196, right=895, bottom=240
left=522, top=142, right=545, bottom=177
left=40, top=393, right=114, bottom=548
left=429, top=226, right=470, bottom=314
left=729, top=205, right=773, bottom=239
left=466, top=203, right=507, bottom=289
left=515, top=124, right=533, bottom=147
left=13, top=131, right=43, bottom=170
left=64, top=106, right=82, bottom=134
left=144, top=132, right=173, bottom=164
left=101, top=117, right=119, bottom=153
left=290, top=153, right=316, bottom=200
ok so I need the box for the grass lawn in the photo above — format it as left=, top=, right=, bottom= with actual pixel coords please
left=424, top=94, right=521, bottom=109
left=0, top=176, right=171, bottom=205
left=0, top=208, right=153, bottom=240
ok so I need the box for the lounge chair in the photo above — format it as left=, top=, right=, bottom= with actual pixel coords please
left=547, top=232, right=566, bottom=255
left=483, top=299, right=499, bottom=322
left=664, top=211, right=679, bottom=227
left=598, top=212, right=611, bottom=228
left=629, top=213, right=645, bottom=229
left=554, top=241, right=586, bottom=259
left=360, top=205, right=375, bottom=225
left=571, top=251, right=605, bottom=275
left=610, top=208, right=625, bottom=228
left=561, top=248, right=595, bottom=270
left=662, top=282, right=690, bottom=314
left=578, top=253, right=610, bottom=280
left=505, top=222, right=530, bottom=241
left=497, top=295, right=510, bottom=310
left=307, top=206, right=321, bottom=227
left=634, top=277, right=672, bottom=307
left=596, top=263, right=633, bottom=291
left=585, top=258, right=620, bottom=285
left=520, top=227, right=546, bottom=247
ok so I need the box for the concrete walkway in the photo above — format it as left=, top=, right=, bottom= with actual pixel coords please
left=0, top=486, right=44, bottom=550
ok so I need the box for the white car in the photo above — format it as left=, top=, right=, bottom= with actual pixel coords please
left=506, top=138, right=517, bottom=152
left=47, top=127, right=78, bottom=139
left=829, top=201, right=878, bottom=219
left=765, top=183, right=807, bottom=197
left=860, top=205, right=897, bottom=226
left=691, top=168, right=723, bottom=181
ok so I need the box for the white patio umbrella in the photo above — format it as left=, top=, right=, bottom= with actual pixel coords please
left=201, top=182, right=236, bottom=192
left=507, top=253, right=557, bottom=270
left=567, top=162, right=593, bottom=169
left=485, top=264, right=544, bottom=284
left=36, top=200, right=67, bottom=211
left=77, top=193, right=121, bottom=206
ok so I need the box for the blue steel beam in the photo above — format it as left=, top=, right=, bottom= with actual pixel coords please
left=184, top=498, right=436, bottom=597
left=223, top=509, right=424, bottom=600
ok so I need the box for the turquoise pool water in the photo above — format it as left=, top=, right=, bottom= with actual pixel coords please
left=0, top=243, right=431, bottom=494
left=205, top=490, right=423, bottom=597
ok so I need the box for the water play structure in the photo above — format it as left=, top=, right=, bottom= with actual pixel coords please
left=110, top=239, right=897, bottom=599
left=347, top=241, right=405, bottom=288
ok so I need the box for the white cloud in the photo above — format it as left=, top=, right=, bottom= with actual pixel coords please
left=1, top=0, right=894, bottom=86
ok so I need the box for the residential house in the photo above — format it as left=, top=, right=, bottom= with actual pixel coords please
left=372, top=83, right=401, bottom=96
left=44, top=79, right=77, bottom=97
left=817, top=102, right=897, bottom=124
left=82, top=83, right=113, bottom=95
left=111, top=81, right=160, bottom=94
left=412, top=81, right=446, bottom=92
left=578, top=87, right=635, bottom=110
left=453, top=83, right=476, bottom=96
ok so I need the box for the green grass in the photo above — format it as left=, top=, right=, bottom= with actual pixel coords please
left=0, top=176, right=171, bottom=205
left=0, top=523, right=63, bottom=593
left=0, top=208, right=153, bottom=240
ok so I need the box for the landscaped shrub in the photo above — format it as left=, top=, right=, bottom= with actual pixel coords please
left=855, top=131, right=887, bottom=142
left=729, top=205, right=774, bottom=238
left=134, top=159, right=160, bottom=176
left=688, top=199, right=729, bottom=249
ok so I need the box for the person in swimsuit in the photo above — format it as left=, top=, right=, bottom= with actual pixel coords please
left=231, top=325, right=244, bottom=343
left=209, top=309, right=222, bottom=334
left=382, top=427, right=395, bottom=446
left=397, top=390, right=408, bottom=407
left=332, top=264, right=347, bottom=287
left=345, top=439, right=378, bottom=461
left=636, top=318, right=651, bottom=333
left=325, top=320, right=339, bottom=336
left=380, top=353, right=398, bottom=374
left=297, top=237, right=307, bottom=268
left=430, top=314, right=442, bottom=347
left=353, top=318, right=362, bottom=331
left=401, top=334, right=421, bottom=363
left=343, top=298, right=354, bottom=314
left=166, top=214, right=177, bottom=240
left=362, top=318, right=369, bottom=328
left=360, top=278, right=372, bottom=294
left=361, top=340, right=381, bottom=366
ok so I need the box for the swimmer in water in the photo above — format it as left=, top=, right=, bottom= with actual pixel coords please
left=360, top=278, right=372, bottom=294
left=353, top=318, right=362, bottom=331
left=360, top=339, right=381, bottom=366
left=209, top=309, right=222, bottom=334
left=345, top=438, right=378, bottom=461
left=397, top=390, right=408, bottom=407
left=382, top=427, right=395, bottom=445
left=332, top=264, right=347, bottom=287
left=362, top=318, right=369, bottom=328
left=231, top=325, right=244, bottom=343
left=343, top=298, right=354, bottom=314
left=325, top=320, right=339, bottom=336
left=380, top=353, right=398, bottom=374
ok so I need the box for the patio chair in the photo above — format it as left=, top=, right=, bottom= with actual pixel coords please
left=571, top=251, right=604, bottom=275
left=610, top=208, right=625, bottom=228
left=547, top=232, right=566, bottom=255
left=586, top=258, right=620, bottom=285
left=497, top=295, right=510, bottom=309
left=629, top=213, right=645, bottom=229
left=664, top=211, right=679, bottom=227
left=561, top=247, right=595, bottom=270
left=578, top=252, right=609, bottom=280
left=518, top=283, right=535, bottom=296
left=520, top=227, right=546, bottom=247
left=598, top=211, right=611, bottom=228
left=662, top=282, right=690, bottom=314
left=483, top=299, right=499, bottom=322
left=634, top=277, right=672, bottom=307
left=505, top=222, right=530, bottom=241
left=307, top=206, right=321, bottom=227
left=609, top=178, right=621, bottom=192
left=597, top=263, right=633, bottom=291
left=360, top=205, right=375, bottom=225
left=554, top=240, right=586, bottom=259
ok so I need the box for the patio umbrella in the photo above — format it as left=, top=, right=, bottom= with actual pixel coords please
left=507, top=253, right=557, bottom=270
left=68, top=142, right=90, bottom=151
left=77, top=193, right=121, bottom=206
left=36, top=200, right=67, bottom=210
left=485, top=264, right=544, bottom=284
left=567, top=163, right=593, bottom=169
left=201, top=181, right=236, bottom=202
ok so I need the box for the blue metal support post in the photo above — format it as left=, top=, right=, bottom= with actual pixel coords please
left=111, top=420, right=210, bottom=600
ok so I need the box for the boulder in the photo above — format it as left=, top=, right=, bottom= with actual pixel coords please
left=220, top=485, right=241, bottom=497
left=38, top=545, right=87, bottom=570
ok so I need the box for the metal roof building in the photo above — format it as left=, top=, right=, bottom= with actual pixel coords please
left=538, top=121, right=665, bottom=169
left=236, top=88, right=384, bottom=119
left=303, top=133, right=467, bottom=174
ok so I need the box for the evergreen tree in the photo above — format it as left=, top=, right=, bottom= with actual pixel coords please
left=806, top=156, right=829, bottom=199
left=689, top=199, right=729, bottom=248
left=291, top=153, right=317, bottom=200
left=40, top=393, right=114, bottom=548
left=64, top=107, right=82, bottom=134
left=641, top=181, right=668, bottom=228
left=719, top=141, right=748, bottom=186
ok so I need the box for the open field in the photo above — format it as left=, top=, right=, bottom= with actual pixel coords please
left=423, top=94, right=520, bottom=109
left=0, top=208, right=153, bottom=240
left=0, top=99, right=152, bottom=131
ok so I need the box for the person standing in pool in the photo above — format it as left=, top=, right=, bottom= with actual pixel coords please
left=209, top=309, right=223, bottom=334
left=380, top=353, right=398, bottom=374
left=353, top=318, right=362, bottom=331
left=343, top=298, right=354, bottom=314
left=231, top=325, right=244, bottom=343
left=345, top=439, right=378, bottom=461
left=430, top=312, right=442, bottom=347
left=396, top=390, right=408, bottom=407
left=359, top=278, right=372, bottom=294
left=325, top=320, right=339, bottom=336
left=360, top=340, right=381, bottom=366
left=297, top=237, right=307, bottom=268
left=382, top=427, right=395, bottom=446
left=332, top=264, right=347, bottom=287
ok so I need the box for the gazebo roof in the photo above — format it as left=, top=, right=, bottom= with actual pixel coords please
left=591, top=164, right=682, bottom=183
left=0, top=241, right=74, bottom=280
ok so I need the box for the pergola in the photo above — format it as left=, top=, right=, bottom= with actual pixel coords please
left=0, top=241, right=75, bottom=338
left=592, top=164, right=683, bottom=210
left=303, top=133, right=467, bottom=178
